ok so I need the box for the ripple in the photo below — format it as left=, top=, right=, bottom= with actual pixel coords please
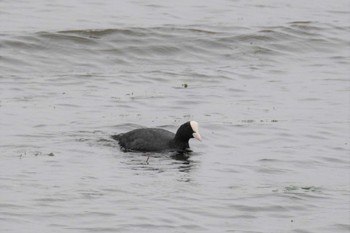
left=1, top=3, right=349, bottom=233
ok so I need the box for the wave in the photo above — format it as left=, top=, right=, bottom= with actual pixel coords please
left=0, top=22, right=348, bottom=75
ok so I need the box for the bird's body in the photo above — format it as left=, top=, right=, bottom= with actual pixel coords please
left=112, top=121, right=201, bottom=152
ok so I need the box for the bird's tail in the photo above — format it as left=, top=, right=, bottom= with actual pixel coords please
left=111, top=134, right=123, bottom=141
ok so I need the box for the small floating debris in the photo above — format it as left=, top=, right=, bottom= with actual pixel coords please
left=284, top=185, right=321, bottom=193
left=242, top=119, right=255, bottom=123
left=241, top=119, right=279, bottom=123
left=34, top=151, right=42, bottom=156
left=18, top=151, right=55, bottom=158
left=182, top=83, right=188, bottom=88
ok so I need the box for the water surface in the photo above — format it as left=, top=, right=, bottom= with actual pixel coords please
left=0, top=1, right=349, bottom=232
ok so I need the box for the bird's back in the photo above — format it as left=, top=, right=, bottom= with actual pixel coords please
left=113, top=128, right=175, bottom=152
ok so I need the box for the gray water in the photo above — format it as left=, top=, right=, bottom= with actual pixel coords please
left=1, top=1, right=349, bottom=232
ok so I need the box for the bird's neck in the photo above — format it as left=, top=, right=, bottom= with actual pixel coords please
left=171, top=137, right=189, bottom=150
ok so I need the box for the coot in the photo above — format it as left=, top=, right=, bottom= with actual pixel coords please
left=112, top=121, right=201, bottom=152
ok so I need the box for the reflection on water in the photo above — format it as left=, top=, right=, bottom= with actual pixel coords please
left=118, top=149, right=198, bottom=175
